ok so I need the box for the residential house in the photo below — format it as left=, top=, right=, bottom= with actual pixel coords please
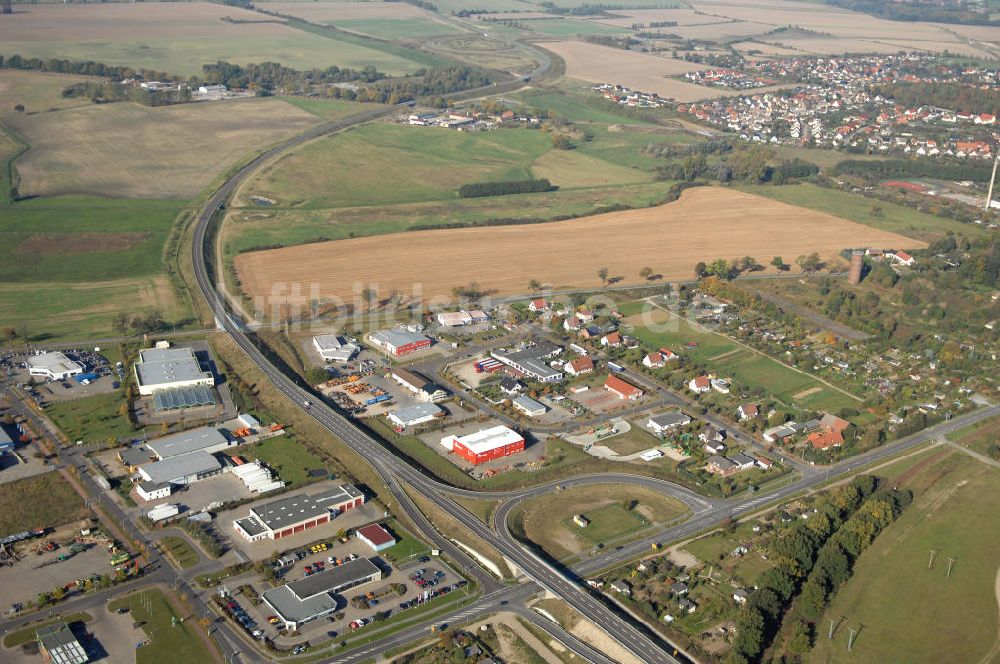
left=688, top=376, right=711, bottom=394
left=699, top=425, right=725, bottom=445
left=711, top=378, right=732, bottom=394
left=529, top=298, right=549, bottom=312
left=669, top=581, right=689, bottom=596
left=643, top=352, right=666, bottom=368
left=737, top=403, right=759, bottom=420
left=610, top=580, right=632, bottom=596
left=499, top=376, right=523, bottom=395
left=647, top=412, right=691, bottom=434
left=576, top=309, right=595, bottom=323
left=565, top=357, right=595, bottom=376
left=600, top=332, right=623, bottom=348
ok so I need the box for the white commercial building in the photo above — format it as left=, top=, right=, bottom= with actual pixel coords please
left=387, top=403, right=443, bottom=428
left=436, top=310, right=489, bottom=327
left=146, top=427, right=232, bottom=460
left=133, top=345, right=214, bottom=396
left=27, top=352, right=83, bottom=380
left=312, top=334, right=361, bottom=362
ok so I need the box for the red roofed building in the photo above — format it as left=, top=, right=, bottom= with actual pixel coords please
left=643, top=352, right=665, bottom=368
left=604, top=375, right=644, bottom=400
left=529, top=298, right=549, bottom=312
left=600, top=332, right=623, bottom=348
left=809, top=429, right=844, bottom=450
left=356, top=523, right=396, bottom=552
left=688, top=376, right=711, bottom=393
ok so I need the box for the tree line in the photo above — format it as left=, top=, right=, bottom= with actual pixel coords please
left=834, top=158, right=994, bottom=183
left=870, top=82, right=1000, bottom=118
left=458, top=178, right=553, bottom=198
left=201, top=60, right=386, bottom=91
left=728, top=476, right=908, bottom=663
left=0, top=54, right=178, bottom=85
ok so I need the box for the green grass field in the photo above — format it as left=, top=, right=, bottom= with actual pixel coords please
left=0, top=471, right=89, bottom=533
left=335, top=17, right=462, bottom=39
left=564, top=504, right=649, bottom=544
left=240, top=435, right=326, bottom=486
left=276, top=95, right=367, bottom=121
left=519, top=17, right=627, bottom=36
left=0, top=197, right=182, bottom=283
left=0, top=69, right=96, bottom=116
left=245, top=123, right=552, bottom=208
left=159, top=535, right=199, bottom=569
left=378, top=519, right=432, bottom=564
left=948, top=413, right=1000, bottom=458
left=810, top=452, right=1000, bottom=664
left=44, top=391, right=136, bottom=443
left=602, top=423, right=663, bottom=456
left=509, top=87, right=660, bottom=125
left=108, top=589, right=216, bottom=664
left=738, top=183, right=976, bottom=242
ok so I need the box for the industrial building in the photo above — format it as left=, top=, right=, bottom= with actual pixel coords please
left=389, top=368, right=448, bottom=402
left=436, top=310, right=489, bottom=327
left=441, top=425, right=525, bottom=465
left=492, top=339, right=563, bottom=382
left=262, top=557, right=381, bottom=630
left=26, top=352, right=83, bottom=381
left=0, top=426, right=14, bottom=454
left=137, top=451, right=222, bottom=486
left=387, top=403, right=443, bottom=428
left=356, top=523, right=396, bottom=552
left=133, top=344, right=214, bottom=397
left=512, top=395, right=546, bottom=417
left=368, top=329, right=432, bottom=357
left=604, top=375, right=644, bottom=400
left=36, top=622, right=88, bottom=664
left=312, top=334, right=361, bottom=362
left=146, top=427, right=232, bottom=460
left=233, top=485, right=364, bottom=542
left=136, top=480, right=171, bottom=502
left=230, top=460, right=285, bottom=495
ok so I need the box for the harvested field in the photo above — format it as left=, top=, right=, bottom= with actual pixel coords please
left=259, top=1, right=460, bottom=39
left=236, top=186, right=926, bottom=307
left=590, top=8, right=737, bottom=28
left=19, top=232, right=150, bottom=255
left=0, top=70, right=96, bottom=116
left=540, top=41, right=784, bottom=101
left=530, top=150, right=653, bottom=188
left=0, top=2, right=422, bottom=75
left=7, top=98, right=320, bottom=198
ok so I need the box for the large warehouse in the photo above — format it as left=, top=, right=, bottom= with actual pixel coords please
left=146, top=427, right=232, bottom=460
left=26, top=352, right=83, bottom=381
left=441, top=425, right=525, bottom=465
left=133, top=345, right=214, bottom=396
left=387, top=403, right=443, bottom=429
left=368, top=329, right=432, bottom=357
left=262, top=557, right=381, bottom=630
left=233, top=484, right=365, bottom=542
left=312, top=334, right=361, bottom=362
left=137, top=452, right=221, bottom=486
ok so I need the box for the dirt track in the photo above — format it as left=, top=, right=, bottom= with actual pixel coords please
left=235, top=187, right=926, bottom=308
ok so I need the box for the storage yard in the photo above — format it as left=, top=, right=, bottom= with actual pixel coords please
left=235, top=187, right=924, bottom=306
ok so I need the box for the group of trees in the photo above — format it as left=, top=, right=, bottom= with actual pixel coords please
left=0, top=54, right=178, bottom=84
left=833, top=157, right=994, bottom=184
left=201, top=60, right=386, bottom=92
left=457, top=178, right=552, bottom=198
left=694, top=256, right=765, bottom=280
left=870, top=82, right=1000, bottom=119
left=728, top=476, right=901, bottom=663
left=357, top=65, right=493, bottom=105
left=112, top=311, right=167, bottom=337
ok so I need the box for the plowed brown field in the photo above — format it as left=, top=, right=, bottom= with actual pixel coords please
left=234, top=187, right=925, bottom=307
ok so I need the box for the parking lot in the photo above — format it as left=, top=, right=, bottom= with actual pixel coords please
left=569, top=385, right=641, bottom=414
left=225, top=543, right=464, bottom=646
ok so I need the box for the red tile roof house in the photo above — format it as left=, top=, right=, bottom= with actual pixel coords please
left=565, top=356, right=595, bottom=376
left=658, top=348, right=678, bottom=361
left=808, top=429, right=844, bottom=450
left=737, top=403, right=759, bottom=420
left=643, top=352, right=665, bottom=368
left=563, top=316, right=582, bottom=332
left=529, top=298, right=549, bottom=312
left=604, top=375, right=644, bottom=400
left=688, top=376, right=711, bottom=394
left=600, top=332, right=623, bottom=348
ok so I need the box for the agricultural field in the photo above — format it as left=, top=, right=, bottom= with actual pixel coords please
left=810, top=452, right=1000, bottom=664
left=7, top=98, right=321, bottom=199
left=530, top=149, right=653, bottom=188
left=0, top=2, right=425, bottom=75
left=0, top=194, right=187, bottom=341
left=425, top=34, right=541, bottom=75
left=235, top=186, right=925, bottom=307
left=948, top=414, right=1000, bottom=459
left=624, top=306, right=862, bottom=412
left=259, top=1, right=462, bottom=39
left=737, top=183, right=979, bottom=243
left=514, top=484, right=689, bottom=561
left=516, top=17, right=628, bottom=37
left=0, top=69, right=97, bottom=116
left=0, top=471, right=88, bottom=534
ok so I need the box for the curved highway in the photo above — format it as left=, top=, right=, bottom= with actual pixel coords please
left=187, top=94, right=1000, bottom=664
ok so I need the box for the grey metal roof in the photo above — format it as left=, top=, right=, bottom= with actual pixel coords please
left=728, top=452, right=757, bottom=466
left=513, top=395, right=545, bottom=412
left=146, top=427, right=228, bottom=459
left=120, top=447, right=153, bottom=467
left=389, top=403, right=442, bottom=423
left=139, top=451, right=221, bottom=484
left=135, top=346, right=211, bottom=388
left=649, top=412, right=690, bottom=427
left=27, top=352, right=82, bottom=375
left=371, top=329, right=429, bottom=348
left=286, top=558, right=380, bottom=599
left=262, top=584, right=338, bottom=626
left=0, top=426, right=13, bottom=448
left=235, top=515, right=268, bottom=537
